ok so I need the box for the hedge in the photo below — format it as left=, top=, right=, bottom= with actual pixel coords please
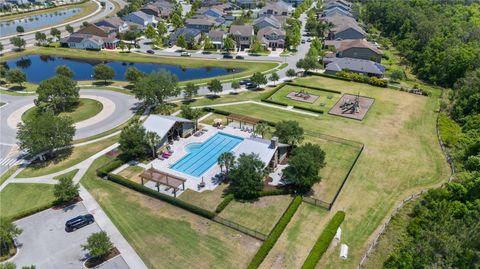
left=106, top=173, right=216, bottom=219
left=301, top=211, right=346, bottom=269
left=261, top=98, right=289, bottom=107
left=308, top=72, right=352, bottom=82
left=8, top=202, right=55, bottom=221
left=202, top=107, right=231, bottom=116
left=292, top=105, right=324, bottom=114
left=215, top=194, right=234, bottom=213
left=96, top=158, right=125, bottom=177
left=247, top=196, right=302, bottom=269
left=287, top=82, right=342, bottom=94
left=259, top=189, right=291, bottom=197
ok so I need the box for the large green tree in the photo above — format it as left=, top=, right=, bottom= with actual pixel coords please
left=282, top=143, right=325, bottom=193
left=183, top=82, right=199, bottom=100
left=133, top=69, right=180, bottom=106
left=93, top=64, right=115, bottom=84
left=119, top=120, right=147, bottom=160
left=54, top=176, right=80, bottom=204
left=250, top=72, right=267, bottom=87
left=5, top=68, right=26, bottom=87
left=228, top=153, right=265, bottom=199
left=56, top=65, right=74, bottom=78
left=9, top=36, right=26, bottom=50
left=208, top=79, right=223, bottom=95
left=124, top=67, right=145, bottom=83
left=0, top=219, right=22, bottom=258
left=16, top=111, right=75, bottom=158
left=273, top=120, right=304, bottom=146
left=81, top=231, right=113, bottom=259
left=35, top=75, right=79, bottom=112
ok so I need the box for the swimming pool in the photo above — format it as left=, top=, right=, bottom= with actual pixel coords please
left=171, top=133, right=243, bottom=177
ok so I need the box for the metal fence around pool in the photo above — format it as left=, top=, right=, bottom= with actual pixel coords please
left=213, top=216, right=267, bottom=241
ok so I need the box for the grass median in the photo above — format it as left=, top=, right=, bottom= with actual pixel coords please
left=22, top=98, right=103, bottom=123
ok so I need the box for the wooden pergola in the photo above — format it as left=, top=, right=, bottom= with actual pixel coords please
left=139, top=167, right=186, bottom=197
left=226, top=114, right=262, bottom=130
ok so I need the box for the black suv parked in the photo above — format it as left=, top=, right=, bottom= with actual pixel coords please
left=65, top=214, right=94, bottom=232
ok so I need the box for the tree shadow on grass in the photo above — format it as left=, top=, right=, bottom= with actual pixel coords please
left=8, top=85, right=26, bottom=91
left=92, top=81, right=114, bottom=86
left=26, top=147, right=73, bottom=169
left=206, top=94, right=220, bottom=100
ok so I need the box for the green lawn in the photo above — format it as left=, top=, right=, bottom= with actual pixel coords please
left=16, top=136, right=118, bottom=178
left=0, top=183, right=55, bottom=219
left=260, top=203, right=329, bottom=269
left=82, top=156, right=261, bottom=269
left=118, top=165, right=144, bottom=184
left=178, top=184, right=228, bottom=212
left=52, top=169, right=78, bottom=181
left=0, top=166, right=18, bottom=185
left=201, top=75, right=448, bottom=269
left=268, top=85, right=341, bottom=111
left=218, top=195, right=293, bottom=235
left=22, top=98, right=103, bottom=123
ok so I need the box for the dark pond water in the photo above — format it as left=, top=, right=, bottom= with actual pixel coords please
left=0, top=8, right=81, bottom=37
left=1, top=54, right=241, bottom=83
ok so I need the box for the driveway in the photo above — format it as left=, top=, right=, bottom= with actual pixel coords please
left=11, top=202, right=129, bottom=269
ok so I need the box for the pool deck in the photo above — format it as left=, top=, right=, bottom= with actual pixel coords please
left=145, top=124, right=260, bottom=196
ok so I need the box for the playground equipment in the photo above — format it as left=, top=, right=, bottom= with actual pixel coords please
left=340, top=93, right=360, bottom=114
left=294, top=90, right=311, bottom=100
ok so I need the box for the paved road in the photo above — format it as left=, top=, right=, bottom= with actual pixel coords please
left=0, top=0, right=117, bottom=53
left=12, top=202, right=129, bottom=269
left=0, top=89, right=138, bottom=173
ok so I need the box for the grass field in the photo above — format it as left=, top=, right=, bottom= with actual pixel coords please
left=0, top=47, right=279, bottom=86
left=178, top=184, right=227, bottom=212
left=118, top=165, right=143, bottom=184
left=260, top=203, right=329, bottom=269
left=0, top=183, right=55, bottom=219
left=200, top=75, right=448, bottom=268
left=82, top=155, right=261, bottom=269
left=0, top=165, right=18, bottom=185
left=22, top=98, right=103, bottom=123
left=218, top=195, right=293, bottom=235
left=305, top=136, right=361, bottom=203
left=16, top=135, right=118, bottom=178
left=269, top=84, right=341, bottom=111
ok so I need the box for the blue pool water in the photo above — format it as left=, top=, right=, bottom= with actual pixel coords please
left=171, top=133, right=243, bottom=177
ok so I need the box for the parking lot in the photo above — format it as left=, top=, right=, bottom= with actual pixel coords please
left=11, top=202, right=129, bottom=269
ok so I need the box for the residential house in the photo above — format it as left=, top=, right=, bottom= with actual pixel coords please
left=235, top=0, right=256, bottom=9
left=257, top=26, right=285, bottom=48
left=140, top=4, right=162, bottom=18
left=198, top=6, right=224, bottom=18
left=324, top=15, right=365, bottom=40
left=229, top=25, right=254, bottom=50
left=323, top=6, right=353, bottom=18
left=324, top=57, right=386, bottom=77
left=208, top=29, right=226, bottom=49
left=60, top=34, right=118, bottom=50
left=94, top=17, right=129, bottom=33
left=169, top=27, right=202, bottom=46
left=150, top=0, right=174, bottom=19
left=326, top=39, right=382, bottom=62
left=282, top=0, right=303, bottom=7
left=258, top=1, right=293, bottom=17
left=185, top=16, right=216, bottom=32
left=123, top=11, right=158, bottom=28
left=253, top=16, right=281, bottom=30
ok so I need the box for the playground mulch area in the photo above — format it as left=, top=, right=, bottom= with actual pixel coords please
left=329, top=94, right=375, bottom=120
left=286, top=91, right=319, bottom=103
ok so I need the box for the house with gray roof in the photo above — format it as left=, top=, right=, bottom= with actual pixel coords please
left=326, top=39, right=382, bottom=62
left=60, top=34, right=118, bottom=50
left=185, top=16, right=216, bottom=32
left=208, top=29, right=226, bottom=49
left=123, top=11, right=158, bottom=28
left=323, top=6, right=353, bottom=18
left=258, top=1, right=293, bottom=17
left=169, top=27, right=202, bottom=46
left=229, top=25, right=254, bottom=50
left=235, top=0, right=256, bottom=9
left=253, top=16, right=281, bottom=30
left=324, top=57, right=386, bottom=77
left=257, top=26, right=285, bottom=48
left=94, top=17, right=129, bottom=33
left=324, top=15, right=365, bottom=40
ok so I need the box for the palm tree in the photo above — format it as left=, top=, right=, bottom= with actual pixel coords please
left=0, top=219, right=22, bottom=255
left=146, top=131, right=161, bottom=158
left=219, top=152, right=235, bottom=176
left=255, top=122, right=271, bottom=138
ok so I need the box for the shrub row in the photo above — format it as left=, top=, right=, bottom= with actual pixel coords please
left=259, top=189, right=291, bottom=197
left=336, top=71, right=388, bottom=88
left=247, top=196, right=303, bottom=269
left=96, top=158, right=125, bottom=177
left=9, top=202, right=56, bottom=221
left=215, top=194, right=234, bottom=213
left=287, top=82, right=342, bottom=94
left=308, top=71, right=352, bottom=82
left=292, top=105, right=324, bottom=114
left=261, top=98, right=289, bottom=107
left=202, top=107, right=231, bottom=116
left=106, top=173, right=216, bottom=219
left=261, top=82, right=288, bottom=100
left=301, top=211, right=346, bottom=269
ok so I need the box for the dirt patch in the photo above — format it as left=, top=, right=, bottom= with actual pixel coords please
left=329, top=94, right=375, bottom=121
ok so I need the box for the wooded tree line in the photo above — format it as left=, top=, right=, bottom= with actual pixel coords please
left=361, top=0, right=480, bottom=87
left=361, top=1, right=480, bottom=267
